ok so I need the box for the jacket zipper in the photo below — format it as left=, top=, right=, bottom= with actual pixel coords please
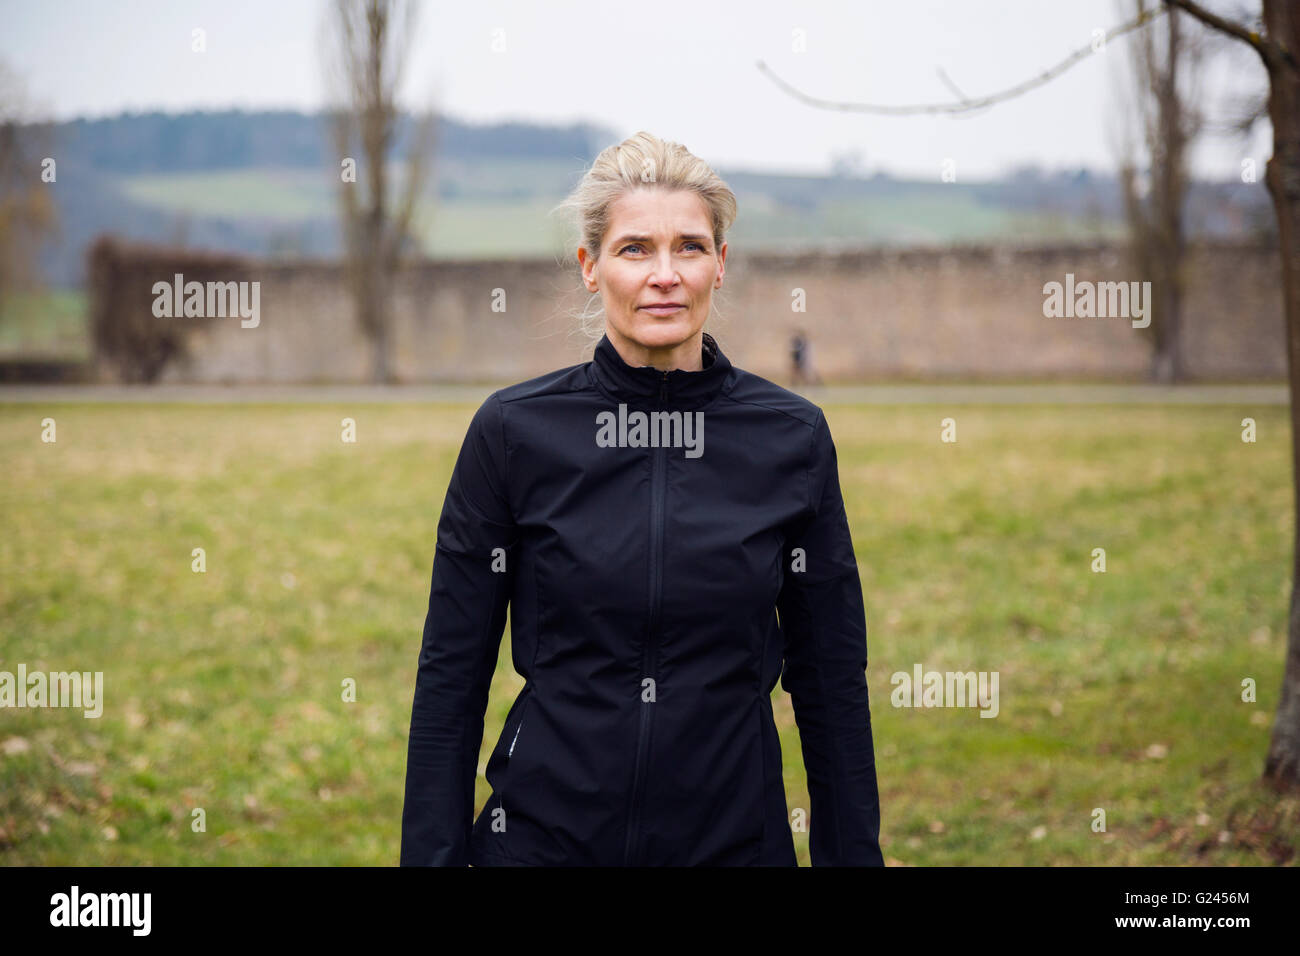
left=507, top=710, right=524, bottom=757
left=623, top=370, right=670, bottom=864
left=507, top=688, right=532, bottom=759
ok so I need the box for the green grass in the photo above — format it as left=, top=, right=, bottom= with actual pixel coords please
left=117, top=167, right=342, bottom=223
left=114, top=158, right=589, bottom=225
left=111, top=162, right=1124, bottom=259
left=0, top=402, right=1296, bottom=865
left=414, top=197, right=576, bottom=258
left=0, top=290, right=90, bottom=359
left=735, top=193, right=1123, bottom=246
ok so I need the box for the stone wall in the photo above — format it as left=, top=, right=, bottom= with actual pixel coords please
left=89, top=238, right=1286, bottom=384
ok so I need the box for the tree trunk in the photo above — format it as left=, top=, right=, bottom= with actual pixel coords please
left=1165, top=0, right=1300, bottom=789
left=1123, top=1, right=1196, bottom=384
left=1262, top=0, right=1300, bottom=789
left=1155, top=5, right=1188, bottom=382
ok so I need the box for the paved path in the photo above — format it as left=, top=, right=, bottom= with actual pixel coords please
left=0, top=383, right=1289, bottom=404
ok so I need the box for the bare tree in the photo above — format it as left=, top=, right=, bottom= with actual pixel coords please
left=1163, top=0, right=1300, bottom=790
left=0, top=60, right=57, bottom=322
left=324, top=0, right=435, bottom=384
left=761, top=2, right=1300, bottom=790
left=757, top=9, right=1166, bottom=115
left=1116, top=0, right=1208, bottom=383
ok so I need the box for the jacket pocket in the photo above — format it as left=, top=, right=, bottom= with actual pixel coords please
left=483, top=685, right=533, bottom=792
left=506, top=690, right=532, bottom=762
left=473, top=688, right=535, bottom=864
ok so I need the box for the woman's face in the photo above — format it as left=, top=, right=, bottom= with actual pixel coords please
left=579, top=186, right=726, bottom=366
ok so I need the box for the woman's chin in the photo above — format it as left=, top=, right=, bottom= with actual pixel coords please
left=627, top=312, right=698, bottom=345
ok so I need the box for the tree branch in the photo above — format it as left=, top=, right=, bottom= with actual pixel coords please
left=1164, top=0, right=1297, bottom=72
left=1163, top=0, right=1266, bottom=54
left=756, top=6, right=1166, bottom=115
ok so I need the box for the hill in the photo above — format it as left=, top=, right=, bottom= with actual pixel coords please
left=10, top=109, right=1277, bottom=288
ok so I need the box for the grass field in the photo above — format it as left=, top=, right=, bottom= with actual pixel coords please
left=1, top=401, right=1297, bottom=865
left=0, top=291, right=90, bottom=360
left=112, top=163, right=1121, bottom=258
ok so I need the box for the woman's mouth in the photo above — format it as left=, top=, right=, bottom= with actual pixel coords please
left=640, top=305, right=685, bottom=316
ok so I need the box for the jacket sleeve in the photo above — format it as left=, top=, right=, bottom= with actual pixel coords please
left=776, top=408, right=884, bottom=866
left=400, top=391, right=518, bottom=866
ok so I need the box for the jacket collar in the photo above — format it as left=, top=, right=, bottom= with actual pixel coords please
left=590, top=330, right=732, bottom=409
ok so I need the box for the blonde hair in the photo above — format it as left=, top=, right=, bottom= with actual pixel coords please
left=551, top=131, right=737, bottom=348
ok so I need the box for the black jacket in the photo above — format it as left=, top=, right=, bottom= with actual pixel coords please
left=400, top=330, right=884, bottom=866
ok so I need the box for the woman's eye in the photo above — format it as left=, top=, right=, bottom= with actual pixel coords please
left=619, top=242, right=706, bottom=254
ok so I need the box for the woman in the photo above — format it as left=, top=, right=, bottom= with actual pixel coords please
left=400, top=131, right=883, bottom=867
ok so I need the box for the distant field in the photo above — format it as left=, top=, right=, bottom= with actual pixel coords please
left=117, top=166, right=340, bottom=222
left=0, top=291, right=90, bottom=360
left=743, top=191, right=1123, bottom=245
left=113, top=160, right=1122, bottom=258
left=1, top=401, right=1295, bottom=865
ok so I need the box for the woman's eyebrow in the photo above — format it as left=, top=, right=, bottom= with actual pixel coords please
left=612, top=233, right=711, bottom=244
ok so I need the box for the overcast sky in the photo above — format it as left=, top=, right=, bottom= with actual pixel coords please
left=1, top=0, right=1272, bottom=180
